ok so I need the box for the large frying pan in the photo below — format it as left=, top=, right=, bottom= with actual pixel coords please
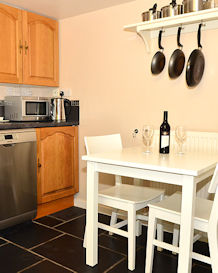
left=151, top=30, right=166, bottom=75
left=168, top=27, right=185, bottom=79
left=186, top=24, right=205, bottom=87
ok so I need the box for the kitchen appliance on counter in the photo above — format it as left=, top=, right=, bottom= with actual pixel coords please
left=64, top=100, right=80, bottom=124
left=4, top=96, right=51, bottom=121
left=51, top=91, right=68, bottom=122
left=0, top=129, right=37, bottom=230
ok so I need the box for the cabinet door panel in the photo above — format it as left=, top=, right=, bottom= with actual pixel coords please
left=37, top=127, right=78, bottom=204
left=0, top=4, right=22, bottom=83
left=23, top=11, right=59, bottom=86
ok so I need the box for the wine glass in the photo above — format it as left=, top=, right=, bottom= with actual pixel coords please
left=142, top=125, right=154, bottom=153
left=175, top=126, right=187, bottom=154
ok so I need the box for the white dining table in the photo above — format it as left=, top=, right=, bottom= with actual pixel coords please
left=82, top=146, right=217, bottom=273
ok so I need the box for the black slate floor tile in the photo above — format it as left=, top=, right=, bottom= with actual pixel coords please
left=0, top=221, right=61, bottom=249
left=98, top=213, right=111, bottom=225
left=0, top=243, right=41, bottom=273
left=193, top=240, right=210, bottom=256
left=34, top=216, right=63, bottom=227
left=108, top=248, right=179, bottom=273
left=51, top=206, right=85, bottom=221
left=103, top=225, right=147, bottom=253
left=192, top=263, right=212, bottom=273
left=107, top=248, right=144, bottom=273
left=0, top=206, right=212, bottom=273
left=56, top=214, right=107, bottom=238
left=192, top=241, right=212, bottom=269
left=55, top=215, right=86, bottom=238
left=33, top=234, right=124, bottom=273
left=21, top=260, right=72, bottom=273
left=0, top=238, right=6, bottom=246
left=98, top=234, right=129, bottom=255
left=152, top=251, right=178, bottom=273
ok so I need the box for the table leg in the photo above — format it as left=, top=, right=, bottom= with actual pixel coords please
left=128, top=205, right=136, bottom=271
left=177, top=175, right=196, bottom=273
left=86, top=161, right=98, bottom=266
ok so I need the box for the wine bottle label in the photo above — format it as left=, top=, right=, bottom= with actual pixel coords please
left=161, top=135, right=169, bottom=148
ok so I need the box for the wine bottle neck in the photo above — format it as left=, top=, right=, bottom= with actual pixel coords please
left=164, top=111, right=168, bottom=122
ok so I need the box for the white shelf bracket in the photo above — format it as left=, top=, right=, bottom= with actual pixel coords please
left=137, top=29, right=151, bottom=53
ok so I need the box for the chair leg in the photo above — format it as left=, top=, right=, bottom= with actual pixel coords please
left=83, top=225, right=87, bottom=248
left=109, top=210, right=118, bottom=236
left=156, top=220, right=163, bottom=252
left=136, top=220, right=142, bottom=237
left=208, top=227, right=218, bottom=273
left=145, top=210, right=157, bottom=273
left=128, top=206, right=136, bottom=271
left=172, top=224, right=180, bottom=255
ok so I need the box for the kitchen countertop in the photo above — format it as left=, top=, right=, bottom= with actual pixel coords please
left=0, top=120, right=79, bottom=130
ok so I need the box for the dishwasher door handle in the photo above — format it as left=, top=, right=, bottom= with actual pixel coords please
left=1, top=144, right=16, bottom=148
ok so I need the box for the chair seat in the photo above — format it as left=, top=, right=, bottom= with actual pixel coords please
left=99, top=184, right=164, bottom=204
left=149, top=192, right=213, bottom=223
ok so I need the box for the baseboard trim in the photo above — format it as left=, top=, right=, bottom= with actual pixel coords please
left=35, top=195, right=74, bottom=219
left=74, top=197, right=87, bottom=209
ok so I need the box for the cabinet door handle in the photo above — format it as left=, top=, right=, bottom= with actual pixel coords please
left=38, top=159, right=42, bottom=168
left=19, top=40, right=23, bottom=54
left=25, top=41, right=29, bottom=55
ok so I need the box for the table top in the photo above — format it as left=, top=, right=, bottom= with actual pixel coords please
left=82, top=146, right=218, bottom=176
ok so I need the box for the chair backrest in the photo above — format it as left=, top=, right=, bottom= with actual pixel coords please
left=84, top=134, right=122, bottom=155
left=208, top=163, right=218, bottom=194
left=208, top=163, right=218, bottom=231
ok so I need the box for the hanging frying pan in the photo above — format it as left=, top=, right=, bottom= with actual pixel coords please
left=151, top=30, right=166, bottom=75
left=168, top=27, right=185, bottom=79
left=186, top=24, right=205, bottom=87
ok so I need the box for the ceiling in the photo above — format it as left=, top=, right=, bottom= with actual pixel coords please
left=2, top=0, right=134, bottom=19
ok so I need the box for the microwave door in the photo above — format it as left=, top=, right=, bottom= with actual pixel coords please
left=25, top=101, right=47, bottom=116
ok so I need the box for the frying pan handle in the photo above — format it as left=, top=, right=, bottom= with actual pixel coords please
left=198, top=23, right=203, bottom=49
left=158, top=30, right=164, bottom=50
left=177, top=27, right=183, bottom=48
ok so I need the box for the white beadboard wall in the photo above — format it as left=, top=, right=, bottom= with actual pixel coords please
left=141, top=130, right=218, bottom=200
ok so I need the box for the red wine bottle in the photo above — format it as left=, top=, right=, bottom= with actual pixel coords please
left=159, top=111, right=170, bottom=154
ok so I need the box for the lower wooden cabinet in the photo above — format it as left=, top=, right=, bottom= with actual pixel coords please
left=36, top=126, right=78, bottom=208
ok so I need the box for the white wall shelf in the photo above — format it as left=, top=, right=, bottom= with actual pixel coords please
left=124, top=8, right=218, bottom=52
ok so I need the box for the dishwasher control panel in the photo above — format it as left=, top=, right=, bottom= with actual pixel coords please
left=0, top=133, right=17, bottom=143
left=0, top=129, right=36, bottom=145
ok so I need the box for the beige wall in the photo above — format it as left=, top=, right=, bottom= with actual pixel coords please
left=59, top=0, right=218, bottom=206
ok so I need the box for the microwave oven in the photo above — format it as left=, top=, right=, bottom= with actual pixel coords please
left=4, top=96, right=51, bottom=121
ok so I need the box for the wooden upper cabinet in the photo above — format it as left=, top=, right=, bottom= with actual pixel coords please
left=0, top=3, right=59, bottom=86
left=0, top=4, right=22, bottom=83
left=22, top=11, right=59, bottom=86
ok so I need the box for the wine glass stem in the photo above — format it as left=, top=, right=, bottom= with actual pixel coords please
left=179, top=143, right=183, bottom=153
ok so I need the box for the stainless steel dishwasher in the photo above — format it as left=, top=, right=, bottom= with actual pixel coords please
left=0, top=129, right=37, bottom=230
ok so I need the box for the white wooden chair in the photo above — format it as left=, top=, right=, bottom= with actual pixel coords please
left=145, top=163, right=218, bottom=273
left=83, top=134, right=165, bottom=271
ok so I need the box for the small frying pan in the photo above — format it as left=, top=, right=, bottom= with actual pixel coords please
left=168, top=27, right=185, bottom=79
left=186, top=24, right=205, bottom=87
left=151, top=30, right=166, bottom=75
